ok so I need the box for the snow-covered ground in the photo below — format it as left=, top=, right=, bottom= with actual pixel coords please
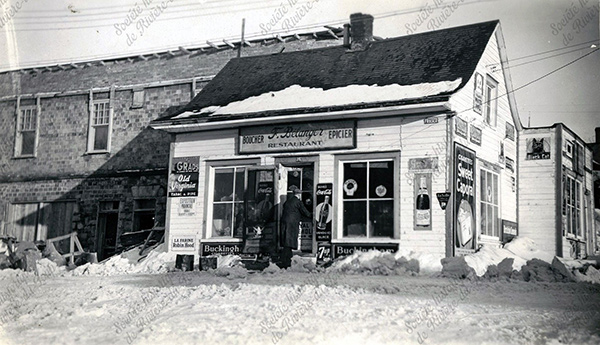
left=1, top=268, right=599, bottom=345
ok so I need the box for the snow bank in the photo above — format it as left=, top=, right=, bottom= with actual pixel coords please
left=504, top=237, right=554, bottom=263
left=329, top=250, right=419, bottom=275
left=394, top=249, right=443, bottom=274
left=175, top=79, right=461, bottom=118
left=71, top=243, right=177, bottom=276
left=463, top=245, right=527, bottom=277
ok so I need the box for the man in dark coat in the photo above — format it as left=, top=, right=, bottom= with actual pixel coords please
left=279, top=186, right=311, bottom=268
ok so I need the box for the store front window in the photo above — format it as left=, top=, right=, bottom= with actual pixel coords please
left=210, top=167, right=246, bottom=238
left=480, top=169, right=499, bottom=238
left=341, top=159, right=395, bottom=238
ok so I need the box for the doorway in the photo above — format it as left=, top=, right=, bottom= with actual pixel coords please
left=279, top=163, right=315, bottom=254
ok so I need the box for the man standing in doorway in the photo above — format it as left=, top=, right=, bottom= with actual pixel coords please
left=279, top=186, right=311, bottom=269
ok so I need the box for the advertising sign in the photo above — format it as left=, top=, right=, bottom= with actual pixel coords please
left=168, top=157, right=200, bottom=197
left=502, top=220, right=518, bottom=244
left=201, top=243, right=242, bottom=256
left=470, top=125, right=482, bottom=146
left=526, top=138, right=551, bottom=160
left=239, top=121, right=355, bottom=154
left=473, top=72, right=484, bottom=114
left=332, top=243, right=399, bottom=259
left=505, top=122, right=515, bottom=141
left=178, top=198, right=197, bottom=216
left=414, top=173, right=432, bottom=230
left=171, top=235, right=197, bottom=254
left=315, top=183, right=333, bottom=264
left=454, top=144, right=476, bottom=255
left=455, top=117, right=468, bottom=139
left=436, top=192, right=451, bottom=210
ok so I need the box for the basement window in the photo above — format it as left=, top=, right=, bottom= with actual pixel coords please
left=133, top=199, right=156, bottom=232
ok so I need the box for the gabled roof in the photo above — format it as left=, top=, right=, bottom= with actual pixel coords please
left=155, top=20, right=499, bottom=123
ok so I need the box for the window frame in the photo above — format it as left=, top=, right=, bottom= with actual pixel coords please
left=204, top=159, right=260, bottom=240
left=132, top=199, right=157, bottom=232
left=484, top=75, right=498, bottom=128
left=334, top=152, right=400, bottom=241
left=479, top=167, right=500, bottom=239
left=87, top=97, right=113, bottom=154
left=14, top=98, right=40, bottom=158
left=563, top=172, right=583, bottom=239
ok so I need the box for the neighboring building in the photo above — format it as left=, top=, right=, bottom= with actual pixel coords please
left=588, top=127, right=600, bottom=255
left=0, top=30, right=341, bottom=260
left=151, top=15, right=523, bottom=260
left=519, top=124, right=596, bottom=258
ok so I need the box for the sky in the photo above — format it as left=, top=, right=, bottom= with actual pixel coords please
left=1, top=0, right=599, bottom=141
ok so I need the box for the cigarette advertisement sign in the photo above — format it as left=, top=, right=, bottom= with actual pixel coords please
left=238, top=121, right=355, bottom=154
left=454, top=144, right=476, bottom=255
left=473, top=72, right=484, bottom=114
left=502, top=220, right=518, bottom=244
left=168, top=157, right=199, bottom=197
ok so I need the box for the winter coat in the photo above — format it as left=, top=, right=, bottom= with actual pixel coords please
left=280, top=196, right=311, bottom=249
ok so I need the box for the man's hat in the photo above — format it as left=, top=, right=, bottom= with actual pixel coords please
left=288, top=185, right=302, bottom=194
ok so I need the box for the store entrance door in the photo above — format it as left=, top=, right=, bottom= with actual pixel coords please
left=279, top=164, right=315, bottom=254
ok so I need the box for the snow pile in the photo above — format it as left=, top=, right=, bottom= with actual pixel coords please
left=288, top=255, right=318, bottom=272
left=212, top=255, right=248, bottom=279
left=573, top=265, right=600, bottom=284
left=504, top=237, right=554, bottom=263
left=329, top=250, right=419, bottom=275
left=463, top=245, right=527, bottom=277
left=394, top=249, right=443, bottom=274
left=71, top=243, right=177, bottom=276
left=175, top=79, right=462, bottom=118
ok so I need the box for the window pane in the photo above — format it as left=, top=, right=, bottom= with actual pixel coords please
left=369, top=161, right=393, bottom=198
left=480, top=202, right=487, bottom=235
left=343, top=201, right=366, bottom=237
left=214, top=168, right=234, bottom=201
left=212, top=203, right=233, bottom=237
left=93, top=125, right=109, bottom=150
left=234, top=168, right=245, bottom=201
left=233, top=202, right=245, bottom=238
left=343, top=163, right=367, bottom=199
left=133, top=211, right=155, bottom=232
left=487, top=205, right=493, bottom=237
left=493, top=173, right=498, bottom=205
left=492, top=206, right=498, bottom=237
left=287, top=169, right=301, bottom=192
left=21, top=132, right=36, bottom=155
left=481, top=171, right=486, bottom=204
left=369, top=200, right=393, bottom=237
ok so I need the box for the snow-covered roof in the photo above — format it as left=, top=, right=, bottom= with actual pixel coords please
left=154, top=20, right=499, bottom=124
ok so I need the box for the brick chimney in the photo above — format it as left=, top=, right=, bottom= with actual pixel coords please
left=349, top=13, right=374, bottom=50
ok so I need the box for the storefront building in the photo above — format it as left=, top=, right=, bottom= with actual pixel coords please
left=519, top=124, right=596, bottom=258
left=151, top=16, right=522, bottom=260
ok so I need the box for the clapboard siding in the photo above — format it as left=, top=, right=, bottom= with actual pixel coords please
left=448, top=25, right=519, bottom=245
left=518, top=128, right=557, bottom=253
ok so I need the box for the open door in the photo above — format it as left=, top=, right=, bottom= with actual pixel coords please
left=242, top=167, right=278, bottom=256
left=279, top=164, right=315, bottom=253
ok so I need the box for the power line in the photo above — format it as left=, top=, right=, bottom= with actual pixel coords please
left=507, top=45, right=596, bottom=69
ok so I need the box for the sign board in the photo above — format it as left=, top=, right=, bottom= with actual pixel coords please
left=473, top=72, right=484, bottom=114
left=201, top=242, right=242, bottom=256
left=168, top=157, right=200, bottom=197
left=414, top=173, right=432, bottom=230
left=239, top=121, right=356, bottom=154
left=332, top=243, right=399, bottom=259
left=315, top=183, right=333, bottom=265
left=436, top=192, right=451, bottom=210
left=424, top=117, right=439, bottom=124
left=171, top=235, right=197, bottom=254
left=502, top=220, right=518, bottom=244
left=455, top=117, right=468, bottom=139
left=454, top=144, right=476, bottom=255
left=470, top=125, right=482, bottom=146
left=178, top=198, right=197, bottom=216
left=526, top=138, right=551, bottom=160
left=408, top=157, right=439, bottom=171
left=505, top=122, right=515, bottom=141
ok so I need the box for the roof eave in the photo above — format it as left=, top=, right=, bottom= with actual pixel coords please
left=150, top=100, right=452, bottom=133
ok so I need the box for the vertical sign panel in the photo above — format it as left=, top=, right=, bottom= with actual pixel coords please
left=315, top=183, right=333, bottom=264
left=454, top=144, right=476, bottom=255
left=414, top=173, right=432, bottom=230
left=168, top=157, right=200, bottom=197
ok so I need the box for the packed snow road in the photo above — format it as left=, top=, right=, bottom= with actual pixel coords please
left=1, top=270, right=599, bottom=345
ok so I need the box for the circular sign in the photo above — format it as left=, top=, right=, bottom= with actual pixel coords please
left=375, top=185, right=387, bottom=197
left=343, top=179, right=358, bottom=196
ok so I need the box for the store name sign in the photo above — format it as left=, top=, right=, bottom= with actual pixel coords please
left=239, top=121, right=356, bottom=153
